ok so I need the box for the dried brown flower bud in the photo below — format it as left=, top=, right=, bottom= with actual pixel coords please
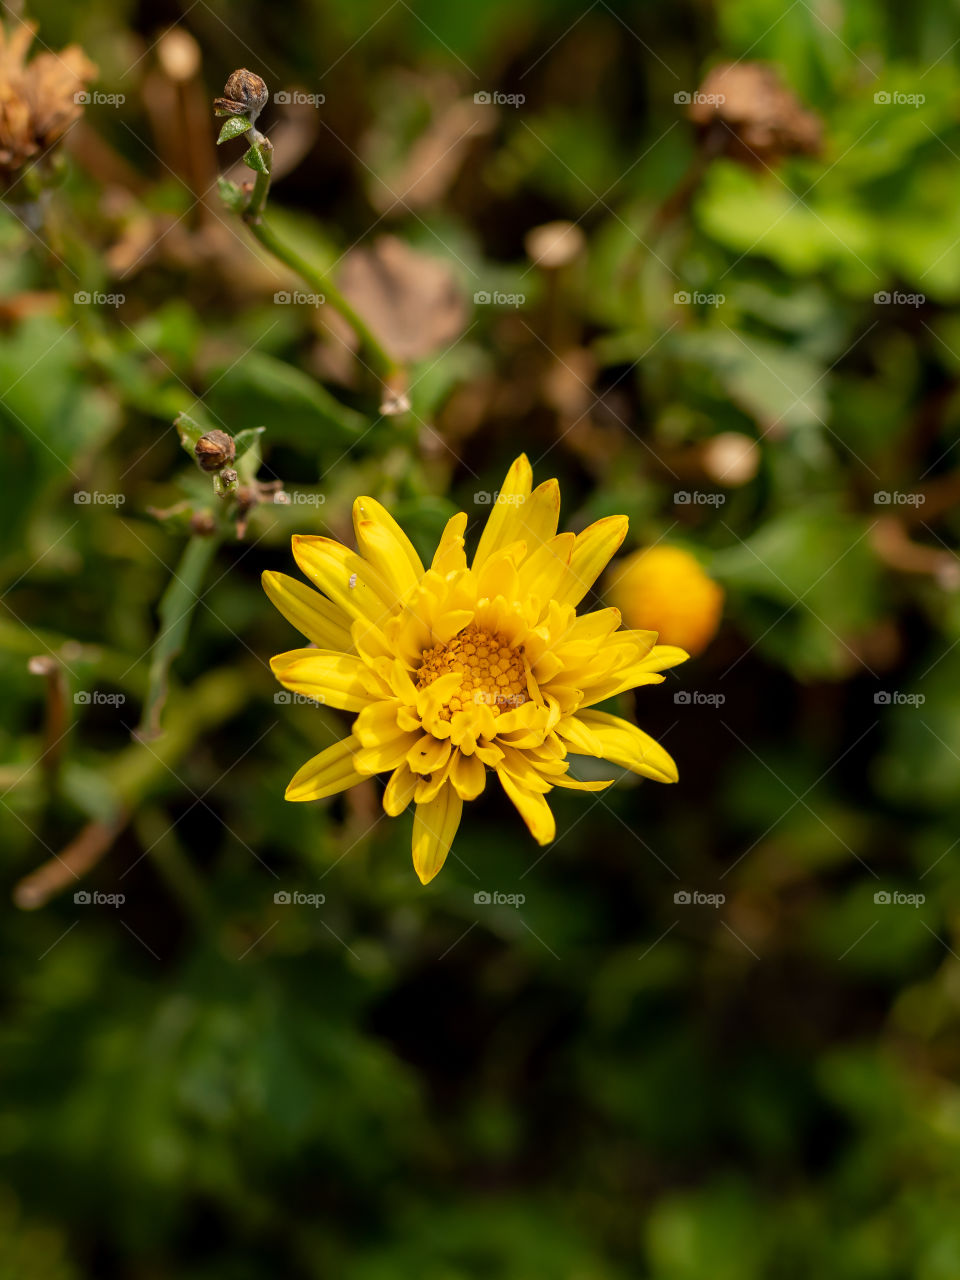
left=194, top=429, right=236, bottom=471
left=0, top=19, right=98, bottom=190
left=214, top=68, right=268, bottom=121
left=687, top=62, right=821, bottom=167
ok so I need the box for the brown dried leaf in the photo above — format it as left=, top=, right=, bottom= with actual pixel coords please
left=688, top=61, right=821, bottom=167
left=338, top=235, right=467, bottom=362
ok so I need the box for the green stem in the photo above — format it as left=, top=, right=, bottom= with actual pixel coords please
left=240, top=139, right=398, bottom=382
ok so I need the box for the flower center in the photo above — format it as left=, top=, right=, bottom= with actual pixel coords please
left=416, top=624, right=529, bottom=721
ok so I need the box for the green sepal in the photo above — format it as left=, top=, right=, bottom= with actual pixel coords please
left=217, top=115, right=252, bottom=144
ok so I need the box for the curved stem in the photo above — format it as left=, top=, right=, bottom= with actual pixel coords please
left=239, top=137, right=398, bottom=382
left=248, top=217, right=398, bottom=380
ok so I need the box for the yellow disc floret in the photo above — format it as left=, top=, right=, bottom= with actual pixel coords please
left=416, top=624, right=529, bottom=720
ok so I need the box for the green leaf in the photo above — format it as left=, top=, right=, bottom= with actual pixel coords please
left=217, top=176, right=247, bottom=213
left=243, top=142, right=270, bottom=175
left=217, top=115, right=252, bottom=145
left=207, top=351, right=367, bottom=441
left=233, top=426, right=266, bottom=483
left=174, top=410, right=208, bottom=456
left=136, top=535, right=220, bottom=740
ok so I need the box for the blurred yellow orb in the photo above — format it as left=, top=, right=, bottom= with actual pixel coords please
left=606, top=545, right=724, bottom=656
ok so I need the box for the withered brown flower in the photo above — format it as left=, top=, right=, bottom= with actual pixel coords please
left=0, top=18, right=97, bottom=191
left=687, top=61, right=821, bottom=168
left=213, top=69, right=268, bottom=121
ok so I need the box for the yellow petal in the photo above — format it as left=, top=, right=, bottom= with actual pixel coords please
left=577, top=710, right=678, bottom=783
left=407, top=734, right=452, bottom=774
left=353, top=496, right=424, bottom=599
left=577, top=668, right=665, bottom=706
left=432, top=512, right=468, bottom=574
left=497, top=768, right=556, bottom=844
left=413, top=758, right=453, bottom=803
left=555, top=715, right=605, bottom=756
left=450, top=749, right=486, bottom=800
left=549, top=773, right=614, bottom=791
left=285, top=737, right=362, bottom=802
left=513, top=478, right=561, bottom=561
left=353, top=699, right=403, bottom=747
left=350, top=616, right=395, bottom=666
left=473, top=454, right=533, bottom=569
left=270, top=648, right=373, bottom=712
left=573, top=638, right=683, bottom=705
left=518, top=532, right=575, bottom=601
left=261, top=571, right=354, bottom=651
left=383, top=763, right=418, bottom=816
left=564, top=606, right=623, bottom=642
left=497, top=745, right=554, bottom=792
left=553, top=516, right=629, bottom=608
left=636, top=644, right=689, bottom=673
left=292, top=535, right=398, bottom=626
left=476, top=546, right=521, bottom=604
left=412, top=782, right=463, bottom=884
left=354, top=732, right=421, bottom=776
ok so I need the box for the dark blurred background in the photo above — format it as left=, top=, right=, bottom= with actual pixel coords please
left=3, top=0, right=960, bottom=1275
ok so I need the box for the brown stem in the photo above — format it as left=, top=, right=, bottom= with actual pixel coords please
left=13, top=815, right=128, bottom=910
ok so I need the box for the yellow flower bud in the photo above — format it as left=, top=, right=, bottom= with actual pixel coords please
left=606, top=546, right=723, bottom=656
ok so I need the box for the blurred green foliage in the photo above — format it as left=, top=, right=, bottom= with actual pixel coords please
left=2, top=0, right=960, bottom=1276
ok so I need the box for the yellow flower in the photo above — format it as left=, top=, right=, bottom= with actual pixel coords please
left=264, top=456, right=687, bottom=883
left=606, top=546, right=723, bottom=657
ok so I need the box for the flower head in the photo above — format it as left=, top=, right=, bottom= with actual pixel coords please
left=0, top=19, right=97, bottom=191
left=265, top=456, right=687, bottom=883
left=606, top=545, right=723, bottom=656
